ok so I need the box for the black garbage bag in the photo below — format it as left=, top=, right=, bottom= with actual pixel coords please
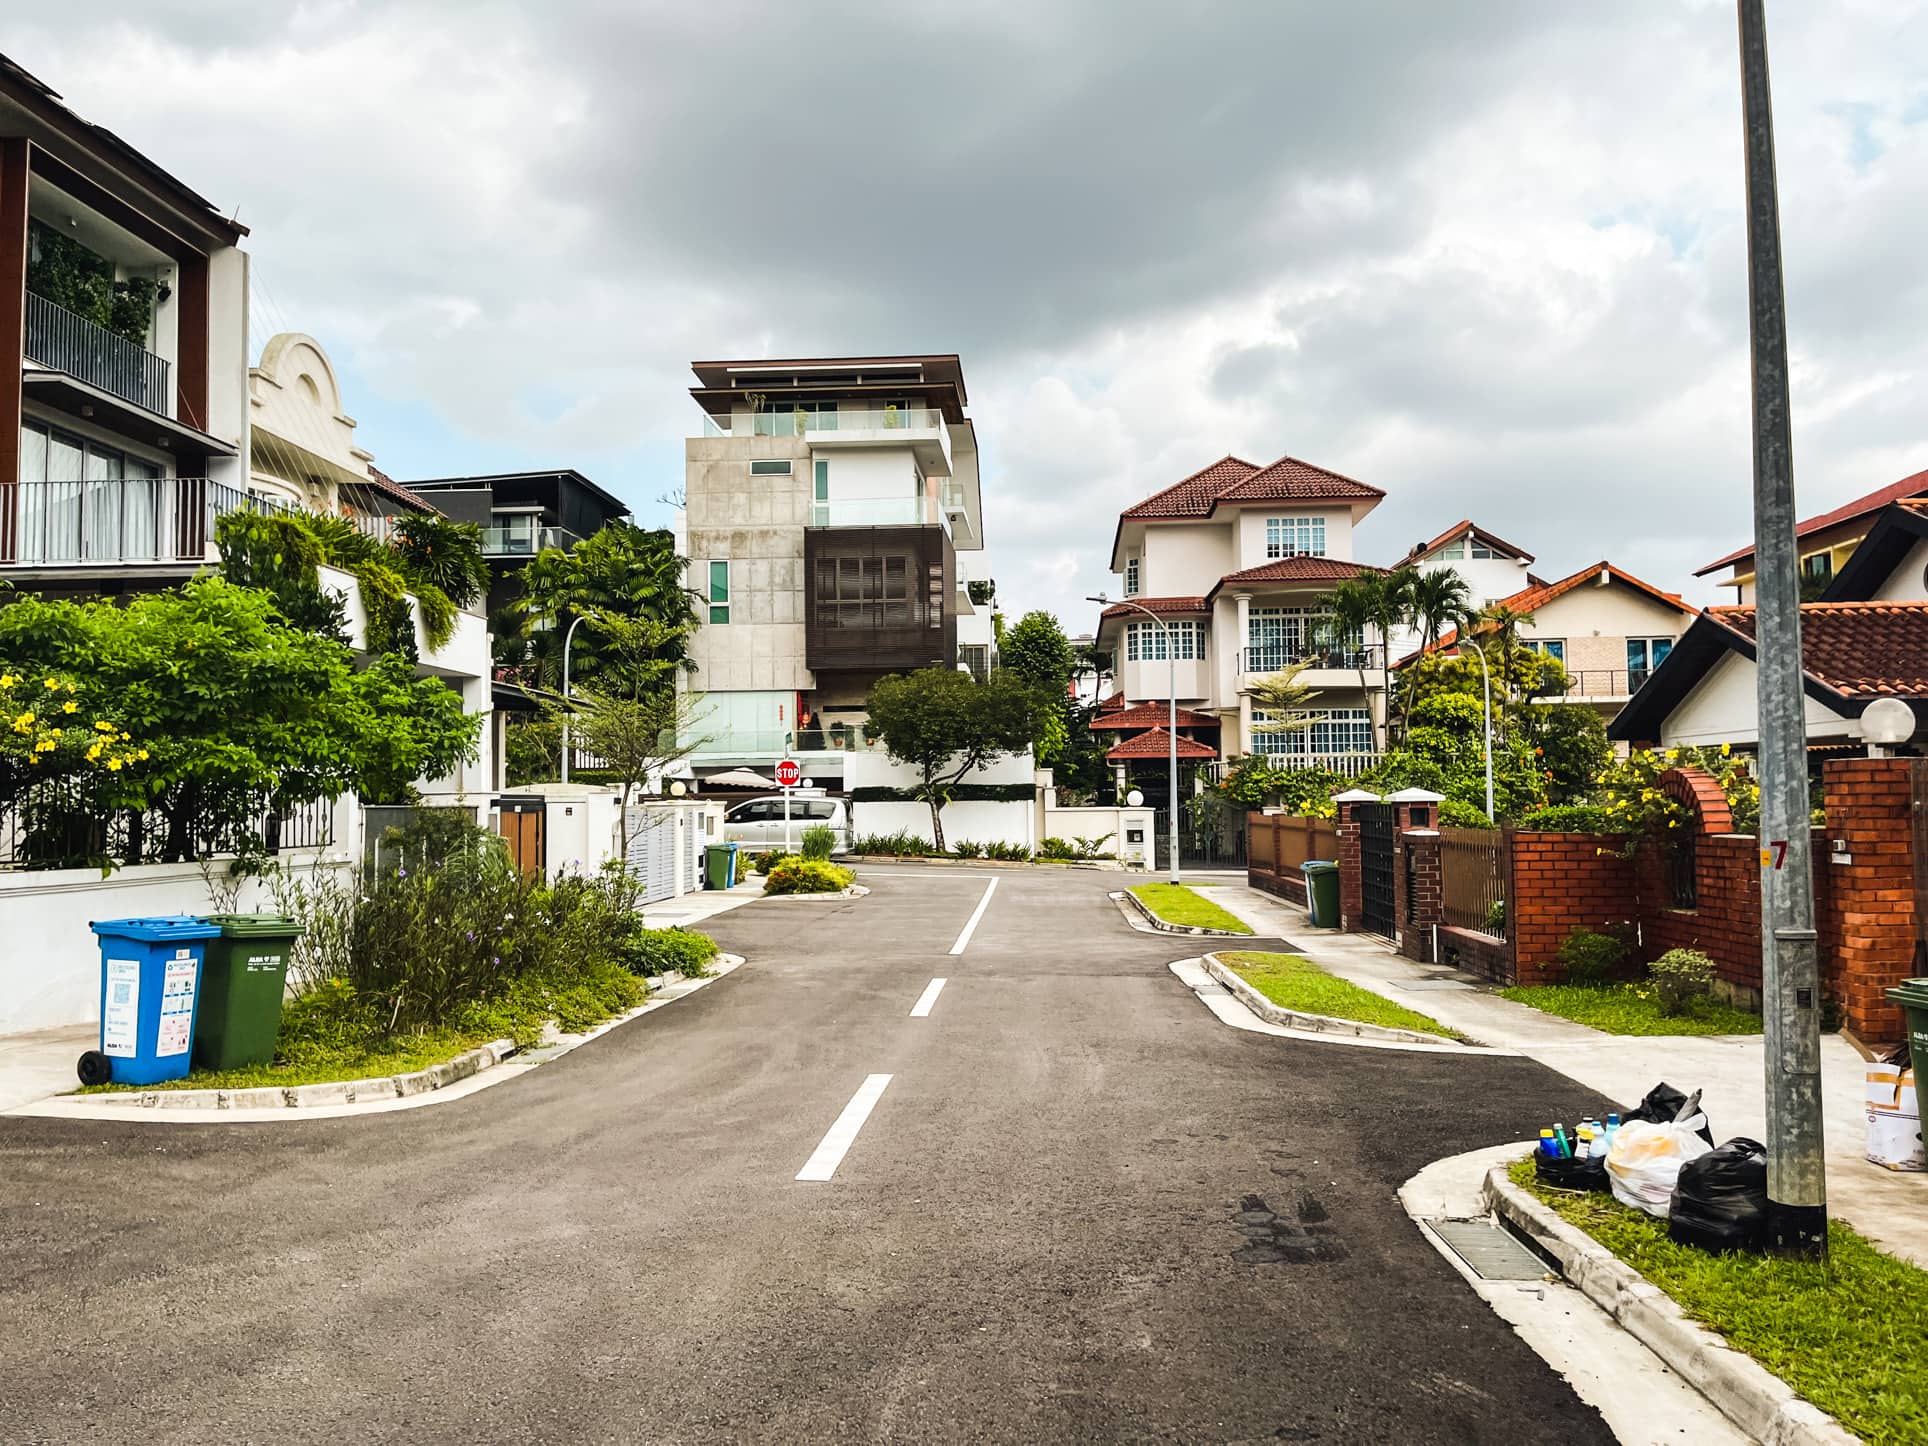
left=1535, top=1151, right=1610, bottom=1192
left=1667, top=1137, right=1768, bottom=1254
left=1625, top=1082, right=1715, bottom=1145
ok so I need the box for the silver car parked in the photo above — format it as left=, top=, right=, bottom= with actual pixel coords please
left=721, top=795, right=852, bottom=855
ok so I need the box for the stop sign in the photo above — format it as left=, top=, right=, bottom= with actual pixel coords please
left=774, top=758, right=801, bottom=788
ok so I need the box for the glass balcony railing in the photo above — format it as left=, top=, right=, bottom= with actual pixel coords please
left=701, top=407, right=942, bottom=438
left=808, top=498, right=941, bottom=529
left=25, top=291, right=172, bottom=415
left=688, top=728, right=888, bottom=757
left=480, top=524, right=571, bottom=556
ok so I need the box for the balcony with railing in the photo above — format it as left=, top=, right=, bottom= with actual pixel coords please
left=24, top=291, right=172, bottom=416
left=808, top=497, right=945, bottom=531
left=687, top=727, right=891, bottom=760
left=1547, top=668, right=1647, bottom=701
left=1240, top=643, right=1384, bottom=675
left=0, top=478, right=290, bottom=567
left=480, top=523, right=574, bottom=557
left=700, top=405, right=953, bottom=474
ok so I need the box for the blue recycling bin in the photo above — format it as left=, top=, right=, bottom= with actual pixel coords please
left=81, top=916, right=224, bottom=1087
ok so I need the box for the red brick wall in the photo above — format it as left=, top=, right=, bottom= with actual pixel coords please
left=1822, top=758, right=1917, bottom=1041
left=1636, top=833, right=1765, bottom=1001
left=1440, top=925, right=1510, bottom=982
left=1509, top=833, right=1637, bottom=985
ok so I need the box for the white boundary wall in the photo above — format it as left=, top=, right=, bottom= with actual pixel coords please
left=1041, top=805, right=1156, bottom=869
left=846, top=750, right=1037, bottom=850
left=1, top=847, right=355, bottom=1034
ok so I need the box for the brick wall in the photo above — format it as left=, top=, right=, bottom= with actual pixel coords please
left=1636, top=833, right=1766, bottom=1004
left=1440, top=925, right=1510, bottom=981
left=1509, top=832, right=1637, bottom=985
left=1822, top=758, right=1917, bottom=1041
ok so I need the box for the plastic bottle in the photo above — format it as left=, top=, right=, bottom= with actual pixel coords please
left=1605, top=1112, right=1621, bottom=1142
left=1538, top=1129, right=1557, bottom=1159
left=1551, top=1123, right=1571, bottom=1158
left=1590, top=1124, right=1610, bottom=1159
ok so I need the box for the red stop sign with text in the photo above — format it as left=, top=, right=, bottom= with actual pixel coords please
left=775, top=758, right=801, bottom=788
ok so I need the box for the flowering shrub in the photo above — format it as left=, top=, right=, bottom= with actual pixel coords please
left=762, top=857, right=855, bottom=895
left=1648, top=947, right=1717, bottom=1015
left=1596, top=745, right=1760, bottom=840
left=0, top=669, right=144, bottom=789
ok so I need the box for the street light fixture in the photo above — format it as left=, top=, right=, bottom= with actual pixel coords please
left=560, top=613, right=590, bottom=784
left=1464, top=638, right=1497, bottom=822
left=1090, top=594, right=1181, bottom=885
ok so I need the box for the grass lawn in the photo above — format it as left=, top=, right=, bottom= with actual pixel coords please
left=1219, top=951, right=1463, bottom=1039
left=1129, top=883, right=1253, bottom=933
left=76, top=1028, right=507, bottom=1093
left=1509, top=1158, right=1928, bottom=1445
left=1497, top=983, right=1763, bottom=1036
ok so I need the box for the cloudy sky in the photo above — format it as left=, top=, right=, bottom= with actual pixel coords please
left=13, top=2, right=1928, bottom=626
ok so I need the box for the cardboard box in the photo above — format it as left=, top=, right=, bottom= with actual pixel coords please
left=1866, top=1063, right=1924, bottom=1172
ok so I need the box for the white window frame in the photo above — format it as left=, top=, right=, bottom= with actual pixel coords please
left=1264, top=515, right=1327, bottom=559
left=1125, top=618, right=1203, bottom=663
left=1251, top=707, right=1375, bottom=759
left=1124, top=555, right=1140, bottom=597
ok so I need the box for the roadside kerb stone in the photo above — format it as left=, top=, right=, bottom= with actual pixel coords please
left=758, top=884, right=870, bottom=902
left=1113, top=890, right=1253, bottom=938
left=1202, top=952, right=1474, bottom=1048
left=1482, top=1161, right=1861, bottom=1446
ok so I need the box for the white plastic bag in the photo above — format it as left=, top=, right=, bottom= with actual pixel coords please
left=1606, top=1117, right=1713, bottom=1216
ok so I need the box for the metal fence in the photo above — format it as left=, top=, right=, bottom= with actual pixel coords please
left=0, top=785, right=335, bottom=872
left=1439, top=825, right=1507, bottom=939
left=1246, top=813, right=1338, bottom=898
left=25, top=290, right=171, bottom=413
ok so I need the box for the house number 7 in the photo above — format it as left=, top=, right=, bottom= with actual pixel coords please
left=1759, top=839, right=1788, bottom=870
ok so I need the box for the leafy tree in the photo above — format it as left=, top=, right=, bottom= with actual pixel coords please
left=999, top=610, right=1078, bottom=764
left=864, top=668, right=1046, bottom=852
left=1247, top=657, right=1325, bottom=748
left=391, top=514, right=490, bottom=609
left=0, top=580, right=479, bottom=866
left=551, top=685, right=707, bottom=857
left=1519, top=702, right=1612, bottom=805
left=505, top=522, right=697, bottom=690
left=1360, top=690, right=1546, bottom=821
left=1400, top=566, right=1474, bottom=728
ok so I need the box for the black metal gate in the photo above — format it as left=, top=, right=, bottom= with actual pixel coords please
left=1358, top=802, right=1396, bottom=939
left=1152, top=807, right=1248, bottom=868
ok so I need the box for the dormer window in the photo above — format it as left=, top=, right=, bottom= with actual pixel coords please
left=1265, top=516, right=1326, bottom=558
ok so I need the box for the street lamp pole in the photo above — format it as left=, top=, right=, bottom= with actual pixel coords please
left=1091, top=596, right=1180, bottom=885
left=1465, top=639, right=1496, bottom=821
left=560, top=613, right=588, bottom=785
left=1736, top=0, right=1826, bottom=1258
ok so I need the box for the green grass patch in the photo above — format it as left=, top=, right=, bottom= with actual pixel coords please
left=1129, top=883, right=1253, bottom=933
left=78, top=960, right=646, bottom=1094
left=1218, top=951, right=1463, bottom=1039
left=1508, top=1158, right=1928, bottom=1445
left=1497, top=983, right=1763, bottom=1036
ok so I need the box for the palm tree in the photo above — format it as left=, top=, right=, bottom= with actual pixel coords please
left=1402, top=566, right=1474, bottom=728
left=1472, top=601, right=1536, bottom=730
left=1320, top=567, right=1417, bottom=749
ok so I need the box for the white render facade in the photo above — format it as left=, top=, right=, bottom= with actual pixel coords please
left=1097, top=455, right=1392, bottom=769
left=679, top=355, right=990, bottom=785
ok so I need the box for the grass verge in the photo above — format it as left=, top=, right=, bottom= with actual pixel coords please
left=1129, top=883, right=1253, bottom=933
left=1508, top=1158, right=1928, bottom=1446
left=1497, top=983, right=1762, bottom=1036
left=1219, top=951, right=1462, bottom=1039
left=78, top=960, right=646, bottom=1094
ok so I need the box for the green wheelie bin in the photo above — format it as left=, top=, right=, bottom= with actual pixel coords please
left=1302, top=860, right=1341, bottom=928
left=192, top=914, right=305, bottom=1071
left=1887, top=977, right=1928, bottom=1084
left=705, top=842, right=740, bottom=890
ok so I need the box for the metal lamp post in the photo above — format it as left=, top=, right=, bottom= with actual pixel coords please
left=560, top=613, right=588, bottom=784
left=1465, top=638, right=1497, bottom=821
left=1091, top=595, right=1180, bottom=885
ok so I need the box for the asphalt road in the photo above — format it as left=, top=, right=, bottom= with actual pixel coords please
left=0, top=866, right=1620, bottom=1444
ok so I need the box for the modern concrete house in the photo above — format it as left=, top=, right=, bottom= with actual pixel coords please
left=678, top=354, right=992, bottom=787
left=406, top=468, right=631, bottom=619
left=1094, top=454, right=1389, bottom=774
left=0, top=53, right=252, bottom=598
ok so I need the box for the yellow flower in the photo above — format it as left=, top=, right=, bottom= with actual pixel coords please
left=1720, top=742, right=1731, bottom=756
left=85, top=744, right=101, bottom=762
left=33, top=738, right=55, bottom=753
left=94, top=720, right=115, bottom=733
left=0, top=673, right=13, bottom=688
left=41, top=677, right=58, bottom=691
left=61, top=700, right=77, bottom=714
left=105, top=758, right=122, bottom=771
left=12, top=711, right=33, bottom=733
left=135, top=748, right=149, bottom=761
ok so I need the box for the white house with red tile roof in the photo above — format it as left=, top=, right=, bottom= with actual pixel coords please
left=1097, top=453, right=1390, bottom=770
left=1395, top=519, right=1537, bottom=608
left=1401, top=560, right=1697, bottom=722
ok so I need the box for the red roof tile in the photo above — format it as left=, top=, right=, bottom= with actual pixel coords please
left=1696, top=465, right=1928, bottom=576
left=1099, top=596, right=1209, bottom=619
left=358, top=465, right=442, bottom=516
left=1399, top=560, right=1695, bottom=666
left=1708, top=601, right=1928, bottom=697
left=1398, top=519, right=1534, bottom=566
left=1104, top=727, right=1220, bottom=761
left=1096, top=690, right=1127, bottom=713
left=1214, top=556, right=1383, bottom=589
left=1120, top=456, right=1262, bottom=519
left=1087, top=703, right=1222, bottom=731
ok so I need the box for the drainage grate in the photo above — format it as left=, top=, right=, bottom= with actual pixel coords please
left=1429, top=1219, right=1552, bottom=1281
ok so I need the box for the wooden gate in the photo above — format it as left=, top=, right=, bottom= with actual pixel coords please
left=1358, top=801, right=1396, bottom=939
left=494, top=795, right=546, bottom=877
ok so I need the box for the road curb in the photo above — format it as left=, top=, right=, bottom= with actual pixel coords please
left=24, top=955, right=747, bottom=1123
left=757, top=884, right=869, bottom=902
left=1481, top=1161, right=1861, bottom=1446
left=1111, top=889, right=1254, bottom=938
left=1201, top=953, right=1473, bottom=1047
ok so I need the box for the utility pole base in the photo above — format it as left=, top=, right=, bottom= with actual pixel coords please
left=1764, top=1201, right=1828, bottom=1259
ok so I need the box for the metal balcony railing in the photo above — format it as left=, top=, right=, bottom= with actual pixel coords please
left=0, top=478, right=286, bottom=566
left=25, top=291, right=172, bottom=415
left=1550, top=669, right=1646, bottom=698
left=1241, top=643, right=1382, bottom=674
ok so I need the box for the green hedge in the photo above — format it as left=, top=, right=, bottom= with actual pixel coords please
left=1517, top=804, right=1614, bottom=833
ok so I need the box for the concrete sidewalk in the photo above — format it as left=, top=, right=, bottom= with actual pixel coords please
left=1194, top=880, right=1928, bottom=1270
left=642, top=875, right=765, bottom=928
